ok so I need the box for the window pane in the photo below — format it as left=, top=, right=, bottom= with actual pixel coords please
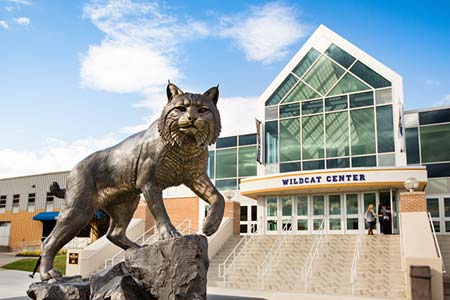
left=406, top=128, right=420, bottom=164
left=378, top=153, right=395, bottom=166
left=329, top=219, right=341, bottom=230
left=251, top=205, right=257, bottom=221
left=377, top=105, right=395, bottom=153
left=444, top=198, right=450, bottom=217
left=350, top=91, right=374, bottom=108
left=216, top=148, right=237, bottom=178
left=303, top=160, right=325, bottom=171
left=352, top=155, right=376, bottom=167
left=375, top=88, right=392, bottom=104
left=280, top=162, right=301, bottom=173
left=347, top=218, right=359, bottom=230
left=280, top=118, right=301, bottom=162
left=215, top=179, right=237, bottom=191
left=446, top=221, right=450, bottom=233
left=240, top=206, right=248, bottom=221
left=427, top=198, right=439, bottom=217
left=267, top=220, right=277, bottom=231
left=419, top=108, right=450, bottom=125
left=265, top=74, right=298, bottom=106
left=282, top=81, right=321, bottom=103
left=363, top=193, right=376, bottom=213
left=216, top=136, right=237, bottom=148
left=292, top=48, right=321, bottom=78
left=303, top=56, right=345, bottom=95
left=265, top=106, right=278, bottom=121
left=326, top=111, right=349, bottom=158
left=297, top=219, right=308, bottom=231
left=313, top=219, right=324, bottom=230
left=350, top=108, right=376, bottom=155
left=325, top=95, right=347, bottom=111
left=420, top=124, right=450, bottom=163
left=426, top=163, right=450, bottom=178
left=238, top=146, right=257, bottom=177
left=302, top=99, right=323, bottom=115
left=280, top=103, right=300, bottom=118
left=282, top=219, right=292, bottom=231
left=327, top=158, right=350, bottom=169
left=265, top=121, right=278, bottom=163
left=350, top=61, right=391, bottom=88
left=433, top=221, right=441, bottom=233
left=325, top=44, right=355, bottom=68
left=239, top=134, right=257, bottom=146
left=313, top=195, right=324, bottom=215
left=302, top=115, right=324, bottom=159
left=346, top=194, right=359, bottom=214
left=329, top=195, right=341, bottom=215
left=207, top=151, right=214, bottom=179
left=297, top=196, right=308, bottom=216
left=240, top=224, right=248, bottom=234
left=282, top=197, right=293, bottom=216
left=267, top=197, right=278, bottom=217
left=328, top=73, right=370, bottom=96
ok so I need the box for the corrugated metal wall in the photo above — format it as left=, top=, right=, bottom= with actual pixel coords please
left=0, top=171, right=69, bottom=212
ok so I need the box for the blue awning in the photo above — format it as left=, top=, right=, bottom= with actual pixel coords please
left=33, top=212, right=59, bottom=221
left=32, top=211, right=107, bottom=221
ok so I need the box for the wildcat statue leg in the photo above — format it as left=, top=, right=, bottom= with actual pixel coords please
left=39, top=83, right=224, bottom=281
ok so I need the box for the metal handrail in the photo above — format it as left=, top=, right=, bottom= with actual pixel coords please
left=399, top=212, right=405, bottom=271
left=218, top=223, right=258, bottom=287
left=104, top=219, right=192, bottom=269
left=428, top=212, right=447, bottom=274
left=302, top=218, right=325, bottom=291
left=258, top=221, right=292, bottom=289
left=350, top=228, right=363, bottom=295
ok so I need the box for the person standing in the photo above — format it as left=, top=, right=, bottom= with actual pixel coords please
left=365, top=204, right=376, bottom=235
left=378, top=204, right=386, bottom=234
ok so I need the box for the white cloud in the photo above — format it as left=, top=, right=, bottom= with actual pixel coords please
left=217, top=96, right=259, bottom=136
left=219, top=2, right=307, bottom=64
left=14, top=17, right=30, bottom=25
left=434, top=94, right=450, bottom=107
left=0, top=20, right=8, bottom=29
left=5, top=6, right=13, bottom=11
left=2, top=0, right=32, bottom=5
left=0, top=135, right=118, bottom=179
left=425, top=79, right=441, bottom=86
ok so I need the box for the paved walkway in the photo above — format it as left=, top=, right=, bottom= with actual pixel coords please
left=0, top=269, right=38, bottom=299
left=0, top=252, right=22, bottom=267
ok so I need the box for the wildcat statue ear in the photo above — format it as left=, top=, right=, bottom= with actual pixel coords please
left=166, top=81, right=184, bottom=102
left=203, top=85, right=219, bottom=106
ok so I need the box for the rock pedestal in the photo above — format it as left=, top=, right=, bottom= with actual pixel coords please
left=27, top=234, right=208, bottom=300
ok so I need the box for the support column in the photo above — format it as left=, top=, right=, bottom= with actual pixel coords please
left=224, top=201, right=240, bottom=235
left=399, top=191, right=427, bottom=212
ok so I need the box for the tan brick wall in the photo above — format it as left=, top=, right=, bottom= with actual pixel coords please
left=163, top=197, right=199, bottom=232
left=224, top=201, right=240, bottom=235
left=133, top=200, right=155, bottom=231
left=400, top=191, right=427, bottom=212
left=0, top=209, right=49, bottom=249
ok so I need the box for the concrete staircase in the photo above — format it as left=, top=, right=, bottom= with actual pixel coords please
left=437, top=235, right=450, bottom=299
left=208, top=234, right=405, bottom=298
left=207, top=235, right=242, bottom=286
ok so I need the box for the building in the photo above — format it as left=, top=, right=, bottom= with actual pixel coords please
left=0, top=24, right=449, bottom=298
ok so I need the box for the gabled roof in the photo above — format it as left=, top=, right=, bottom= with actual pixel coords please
left=258, top=24, right=402, bottom=109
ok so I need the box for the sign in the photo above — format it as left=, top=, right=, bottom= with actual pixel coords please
left=281, top=173, right=366, bottom=186
left=68, top=252, right=79, bottom=265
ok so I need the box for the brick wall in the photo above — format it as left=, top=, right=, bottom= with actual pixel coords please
left=224, top=201, right=240, bottom=235
left=0, top=209, right=45, bottom=249
left=163, top=197, right=199, bottom=232
left=400, top=191, right=427, bottom=213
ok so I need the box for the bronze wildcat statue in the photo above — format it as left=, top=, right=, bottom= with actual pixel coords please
left=40, top=83, right=225, bottom=281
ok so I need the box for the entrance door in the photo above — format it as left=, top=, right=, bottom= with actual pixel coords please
left=280, top=197, right=293, bottom=232
left=328, top=194, right=343, bottom=233
left=312, top=195, right=325, bottom=233
left=295, top=196, right=309, bottom=234
left=0, top=222, right=10, bottom=246
left=345, top=193, right=360, bottom=233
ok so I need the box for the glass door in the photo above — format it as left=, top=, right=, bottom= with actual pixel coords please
left=363, top=192, right=377, bottom=233
left=345, top=193, right=360, bottom=233
left=281, top=196, right=293, bottom=232
left=296, top=196, right=309, bottom=234
left=328, top=194, right=343, bottom=233
left=266, top=197, right=278, bottom=234
left=312, top=195, right=325, bottom=233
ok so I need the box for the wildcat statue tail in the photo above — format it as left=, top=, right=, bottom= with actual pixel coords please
left=49, top=182, right=65, bottom=199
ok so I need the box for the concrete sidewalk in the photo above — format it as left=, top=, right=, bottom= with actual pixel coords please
left=0, top=269, right=38, bottom=299
left=0, top=253, right=22, bottom=267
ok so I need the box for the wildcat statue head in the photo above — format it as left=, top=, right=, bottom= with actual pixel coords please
left=158, top=82, right=221, bottom=147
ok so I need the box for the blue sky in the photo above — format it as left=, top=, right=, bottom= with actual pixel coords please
left=0, top=0, right=449, bottom=178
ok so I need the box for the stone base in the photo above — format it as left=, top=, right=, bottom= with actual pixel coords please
left=27, top=234, right=208, bottom=300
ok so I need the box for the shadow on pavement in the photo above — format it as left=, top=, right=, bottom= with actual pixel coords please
left=208, top=295, right=268, bottom=300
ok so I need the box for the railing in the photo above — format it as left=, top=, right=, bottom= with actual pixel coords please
left=302, top=218, right=325, bottom=291
left=104, top=219, right=191, bottom=269
left=399, top=213, right=405, bottom=271
left=218, top=223, right=258, bottom=287
left=428, top=212, right=447, bottom=274
left=350, top=228, right=363, bottom=295
left=258, top=221, right=292, bottom=289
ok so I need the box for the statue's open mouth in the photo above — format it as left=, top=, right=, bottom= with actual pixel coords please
left=179, top=124, right=197, bottom=130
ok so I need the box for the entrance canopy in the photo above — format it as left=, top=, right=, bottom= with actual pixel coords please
left=33, top=211, right=58, bottom=221
left=240, top=167, right=428, bottom=199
